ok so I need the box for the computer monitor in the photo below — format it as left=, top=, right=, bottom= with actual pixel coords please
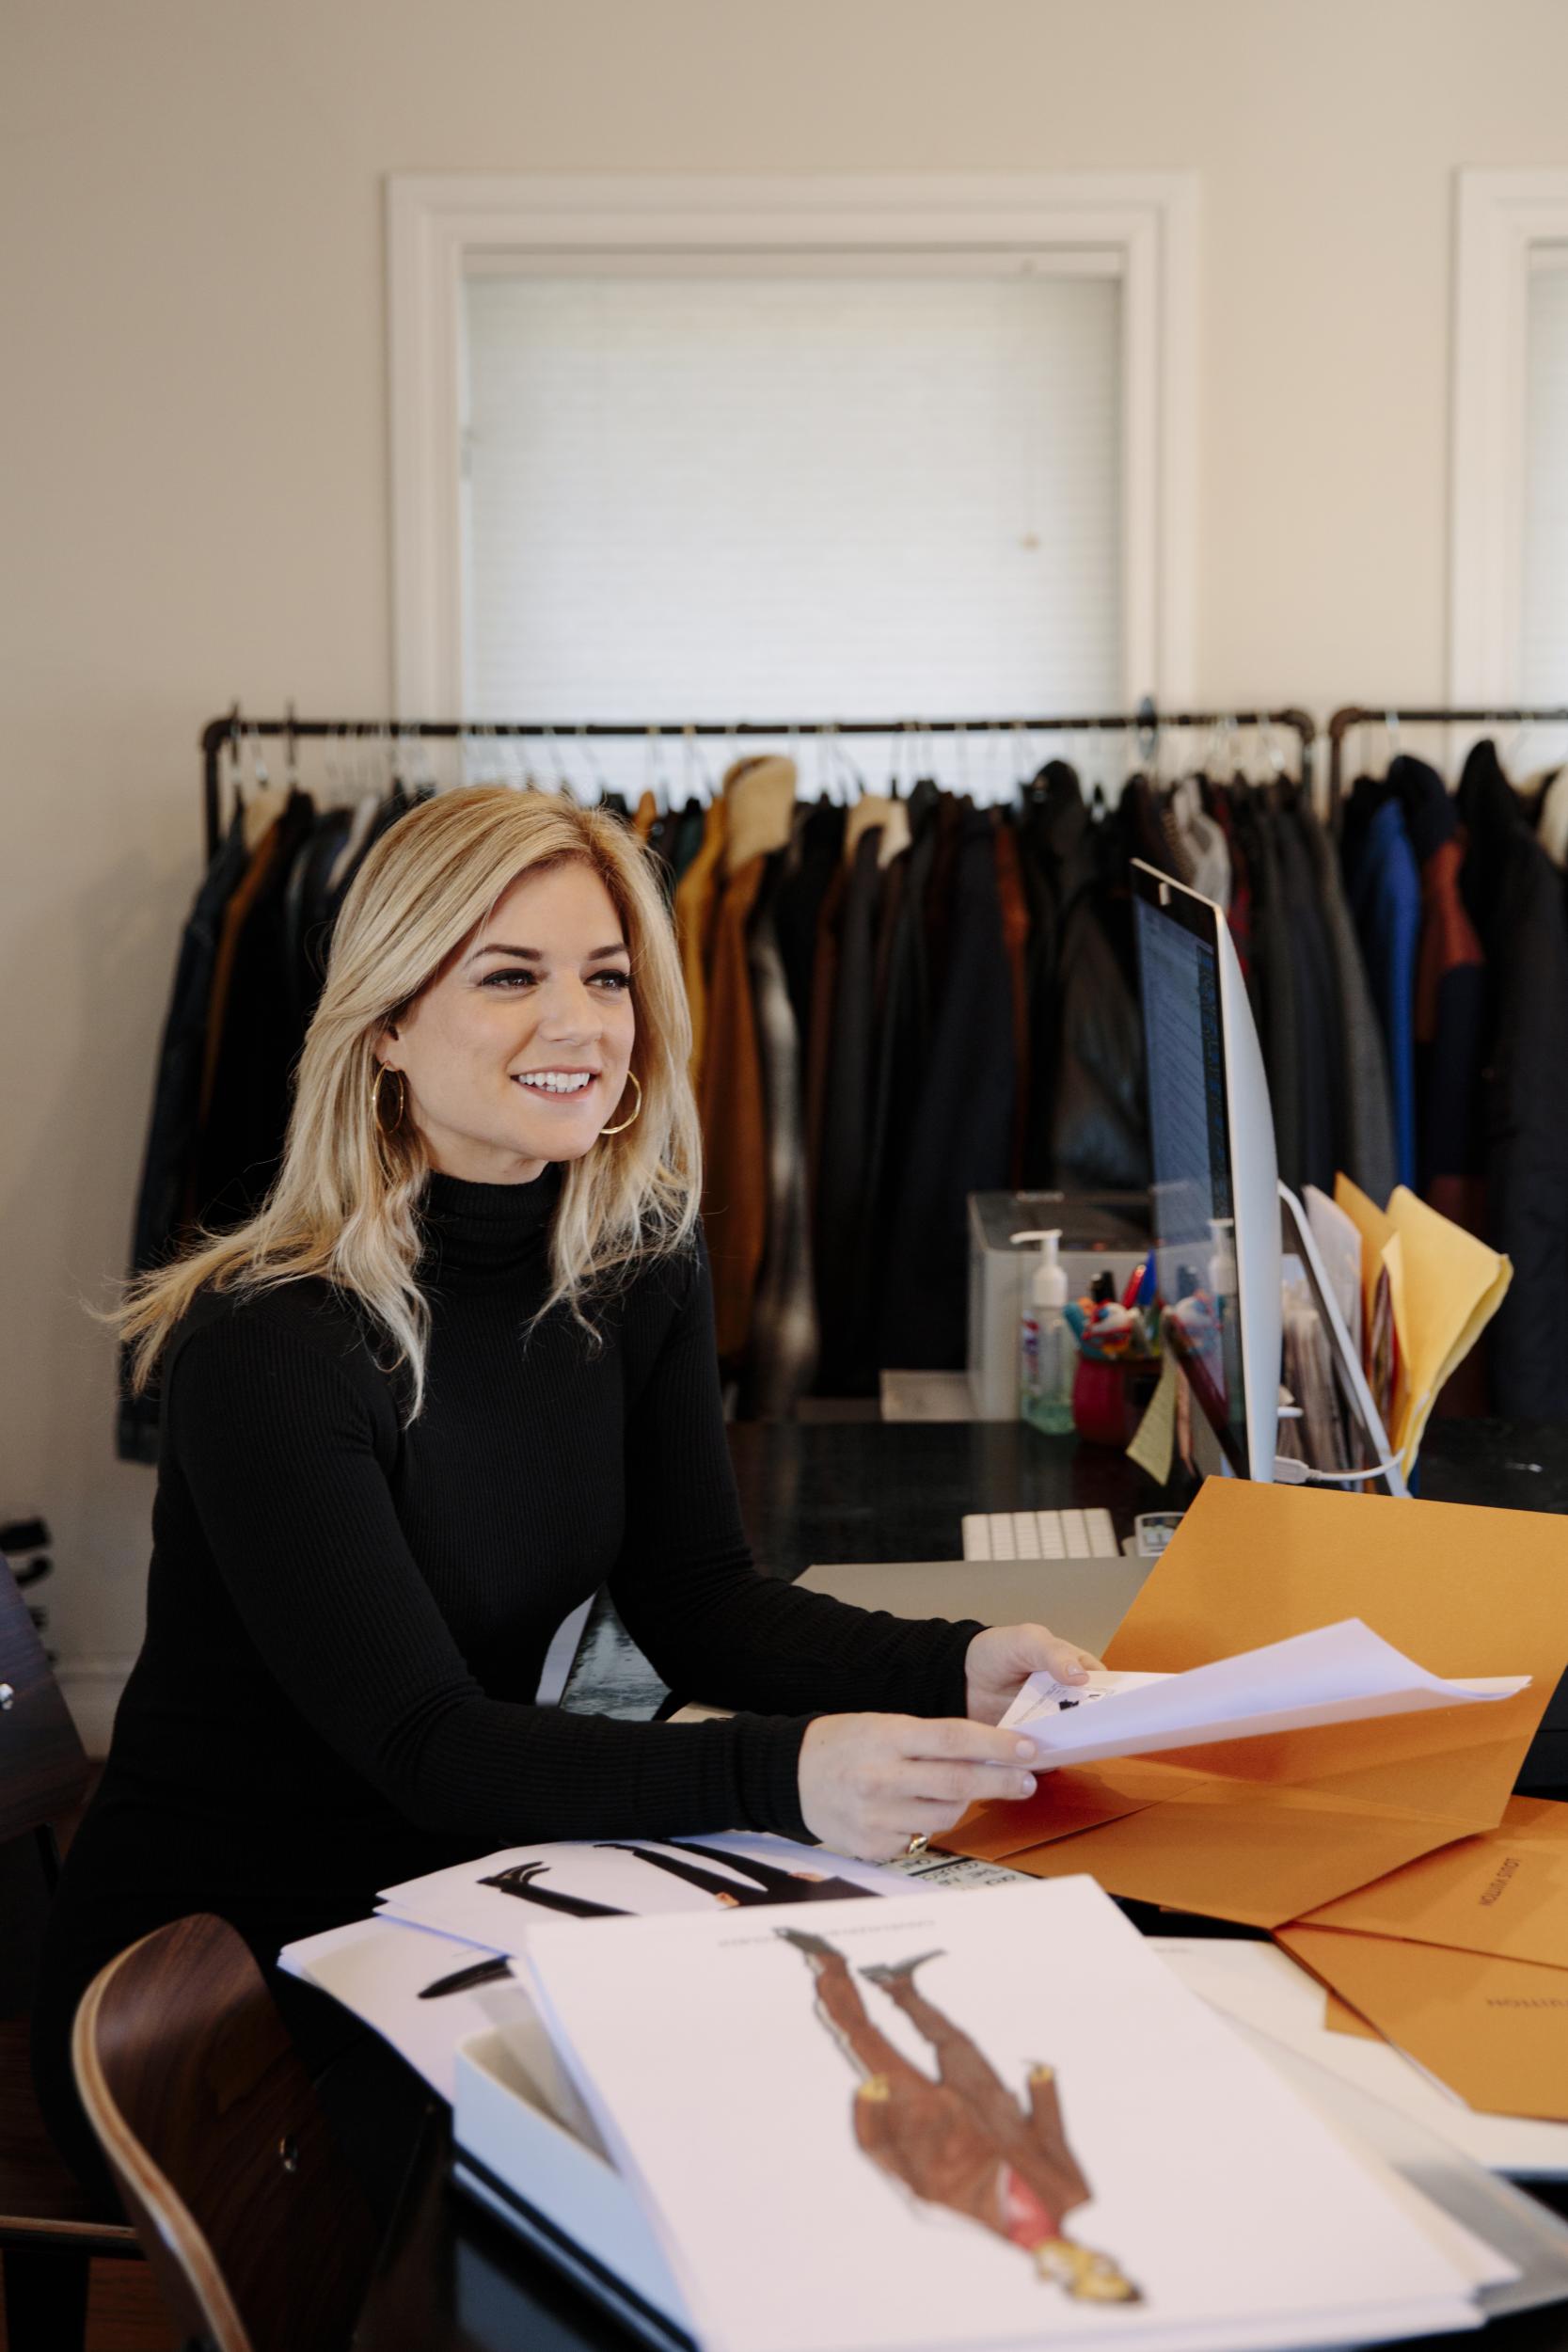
left=1131, top=859, right=1408, bottom=1495
left=1131, top=859, right=1281, bottom=1481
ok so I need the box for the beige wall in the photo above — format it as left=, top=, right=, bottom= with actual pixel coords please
left=5, top=0, right=1568, bottom=1710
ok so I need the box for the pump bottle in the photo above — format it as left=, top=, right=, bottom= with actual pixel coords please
left=1014, top=1228, right=1074, bottom=1435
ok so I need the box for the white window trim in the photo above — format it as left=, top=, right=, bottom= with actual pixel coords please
left=386, top=172, right=1198, bottom=719
left=1451, top=168, right=1568, bottom=702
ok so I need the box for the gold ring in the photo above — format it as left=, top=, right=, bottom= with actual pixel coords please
left=904, top=1834, right=931, bottom=1858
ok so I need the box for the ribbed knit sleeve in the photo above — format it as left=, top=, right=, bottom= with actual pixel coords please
left=610, top=1241, right=983, bottom=1735
left=165, top=1315, right=823, bottom=1847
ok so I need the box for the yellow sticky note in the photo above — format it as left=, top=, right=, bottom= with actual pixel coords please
left=1126, top=1348, right=1178, bottom=1485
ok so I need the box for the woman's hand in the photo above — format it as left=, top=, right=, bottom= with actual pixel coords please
left=796, top=1712, right=1041, bottom=1863
left=964, top=1623, right=1102, bottom=1726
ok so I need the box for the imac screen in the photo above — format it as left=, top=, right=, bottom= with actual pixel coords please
left=1133, top=884, right=1249, bottom=1473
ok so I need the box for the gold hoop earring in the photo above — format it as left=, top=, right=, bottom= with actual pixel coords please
left=372, top=1065, right=407, bottom=1137
left=599, top=1071, right=642, bottom=1136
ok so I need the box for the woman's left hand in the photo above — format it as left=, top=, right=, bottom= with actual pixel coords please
left=964, top=1624, right=1103, bottom=1726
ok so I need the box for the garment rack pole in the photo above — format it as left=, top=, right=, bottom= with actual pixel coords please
left=1326, top=705, right=1568, bottom=813
left=200, top=705, right=1318, bottom=864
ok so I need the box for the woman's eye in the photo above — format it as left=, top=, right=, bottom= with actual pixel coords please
left=483, top=970, right=537, bottom=989
left=593, top=971, right=632, bottom=991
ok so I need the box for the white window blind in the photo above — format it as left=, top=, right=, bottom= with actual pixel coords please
left=1522, top=254, right=1568, bottom=700
left=461, top=266, right=1122, bottom=748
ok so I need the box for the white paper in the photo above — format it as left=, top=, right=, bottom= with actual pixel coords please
left=1305, top=1184, right=1366, bottom=1351
left=1152, top=1937, right=1568, bottom=2180
left=378, top=1831, right=905, bottom=1958
left=999, top=1617, right=1528, bottom=1769
left=277, top=1914, right=510, bottom=2102
left=524, top=1876, right=1480, bottom=2352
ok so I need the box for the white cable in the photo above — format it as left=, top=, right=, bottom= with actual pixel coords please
left=1272, top=1454, right=1403, bottom=1486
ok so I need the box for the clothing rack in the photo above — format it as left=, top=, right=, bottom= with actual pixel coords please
left=1326, top=705, right=1568, bottom=810
left=199, top=704, right=1318, bottom=862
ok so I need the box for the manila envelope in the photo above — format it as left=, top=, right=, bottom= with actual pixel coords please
left=1298, top=1793, right=1568, bottom=1970
left=944, top=1478, right=1568, bottom=1928
left=1277, top=1922, right=1568, bottom=2122
left=941, top=1757, right=1174, bottom=1862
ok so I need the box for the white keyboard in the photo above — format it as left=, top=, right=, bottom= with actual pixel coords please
left=960, top=1507, right=1119, bottom=1562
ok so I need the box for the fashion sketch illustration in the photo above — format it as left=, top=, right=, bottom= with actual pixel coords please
left=477, top=1862, right=628, bottom=1918
left=595, top=1841, right=874, bottom=1906
left=779, top=1931, right=1140, bottom=2302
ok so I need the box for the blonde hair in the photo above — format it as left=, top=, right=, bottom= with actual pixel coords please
left=118, top=787, right=701, bottom=1416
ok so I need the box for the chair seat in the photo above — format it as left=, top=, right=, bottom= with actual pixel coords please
left=0, top=2016, right=136, bottom=2243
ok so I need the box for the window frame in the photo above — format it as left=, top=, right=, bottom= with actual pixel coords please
left=387, top=171, right=1198, bottom=719
left=1451, top=167, right=1568, bottom=702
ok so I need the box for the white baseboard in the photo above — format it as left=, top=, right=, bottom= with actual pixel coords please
left=56, top=1656, right=134, bottom=1759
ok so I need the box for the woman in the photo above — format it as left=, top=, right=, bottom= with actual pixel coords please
left=34, top=786, right=1092, bottom=2207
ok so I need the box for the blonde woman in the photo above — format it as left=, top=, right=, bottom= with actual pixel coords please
left=35, top=787, right=1093, bottom=2213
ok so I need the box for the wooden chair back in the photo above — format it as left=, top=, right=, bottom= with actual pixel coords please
left=71, top=1914, right=377, bottom=2352
left=0, top=1549, right=91, bottom=1850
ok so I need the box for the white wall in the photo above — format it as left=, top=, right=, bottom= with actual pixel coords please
left=5, top=0, right=1568, bottom=1728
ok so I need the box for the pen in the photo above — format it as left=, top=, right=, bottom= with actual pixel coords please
left=417, top=1954, right=513, bottom=1999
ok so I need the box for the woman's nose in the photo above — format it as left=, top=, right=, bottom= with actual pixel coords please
left=533, top=977, right=605, bottom=1038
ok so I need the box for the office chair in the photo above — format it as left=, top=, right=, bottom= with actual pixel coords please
left=71, top=1913, right=378, bottom=2352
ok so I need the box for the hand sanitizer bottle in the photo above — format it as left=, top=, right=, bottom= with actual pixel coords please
left=1014, top=1229, right=1074, bottom=1435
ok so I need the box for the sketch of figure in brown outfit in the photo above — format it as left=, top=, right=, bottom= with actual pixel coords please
left=779, top=1931, right=1139, bottom=2301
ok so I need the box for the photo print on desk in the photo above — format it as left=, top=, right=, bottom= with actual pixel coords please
left=779, top=1931, right=1140, bottom=2304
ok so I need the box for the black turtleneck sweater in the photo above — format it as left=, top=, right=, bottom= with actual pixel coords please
left=43, top=1169, right=980, bottom=1988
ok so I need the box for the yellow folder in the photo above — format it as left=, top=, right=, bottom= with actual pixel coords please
left=1334, top=1176, right=1511, bottom=1473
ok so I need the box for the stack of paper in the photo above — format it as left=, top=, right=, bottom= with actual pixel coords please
left=996, top=1619, right=1527, bottom=1766
left=517, top=1875, right=1512, bottom=2351
left=1277, top=1796, right=1568, bottom=2122
left=942, top=1478, right=1568, bottom=1928
left=278, top=1832, right=904, bottom=2100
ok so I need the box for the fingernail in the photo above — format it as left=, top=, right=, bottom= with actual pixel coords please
left=1066, top=1665, right=1088, bottom=1680
left=1015, top=1737, right=1038, bottom=1759
left=1017, top=1775, right=1037, bottom=1797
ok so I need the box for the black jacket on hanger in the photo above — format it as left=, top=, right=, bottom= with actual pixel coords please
left=1032, top=776, right=1147, bottom=1192
left=1457, top=740, right=1568, bottom=1416
left=772, top=799, right=846, bottom=1044
left=117, top=808, right=253, bottom=1462
left=815, top=823, right=888, bottom=1393
left=1227, top=793, right=1301, bottom=1190
left=191, top=788, right=318, bottom=1230
left=1275, top=800, right=1343, bottom=1197
left=880, top=807, right=1016, bottom=1369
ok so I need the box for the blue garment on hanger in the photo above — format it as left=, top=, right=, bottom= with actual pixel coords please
left=1345, top=796, right=1419, bottom=1193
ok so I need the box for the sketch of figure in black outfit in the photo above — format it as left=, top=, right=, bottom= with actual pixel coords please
left=478, top=1861, right=628, bottom=1917
left=596, top=1841, right=874, bottom=1908
left=780, top=1931, right=1139, bottom=2301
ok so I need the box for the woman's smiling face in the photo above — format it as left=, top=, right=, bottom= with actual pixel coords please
left=377, top=858, right=637, bottom=1183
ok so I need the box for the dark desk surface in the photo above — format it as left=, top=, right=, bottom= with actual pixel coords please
left=353, top=1419, right=1568, bottom=2352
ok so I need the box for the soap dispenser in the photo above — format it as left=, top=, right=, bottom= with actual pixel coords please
left=1013, top=1229, right=1074, bottom=1435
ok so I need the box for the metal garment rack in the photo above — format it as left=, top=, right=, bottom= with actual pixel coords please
left=199, top=704, right=1318, bottom=863
left=1326, top=704, right=1568, bottom=810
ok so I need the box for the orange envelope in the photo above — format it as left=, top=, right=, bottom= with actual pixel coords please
left=1298, top=1793, right=1568, bottom=1969
left=1277, top=1923, right=1568, bottom=2122
left=945, top=1479, right=1568, bottom=1929
left=941, top=1758, right=1172, bottom=1862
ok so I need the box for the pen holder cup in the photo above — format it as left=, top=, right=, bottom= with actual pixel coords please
left=1072, top=1356, right=1161, bottom=1447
